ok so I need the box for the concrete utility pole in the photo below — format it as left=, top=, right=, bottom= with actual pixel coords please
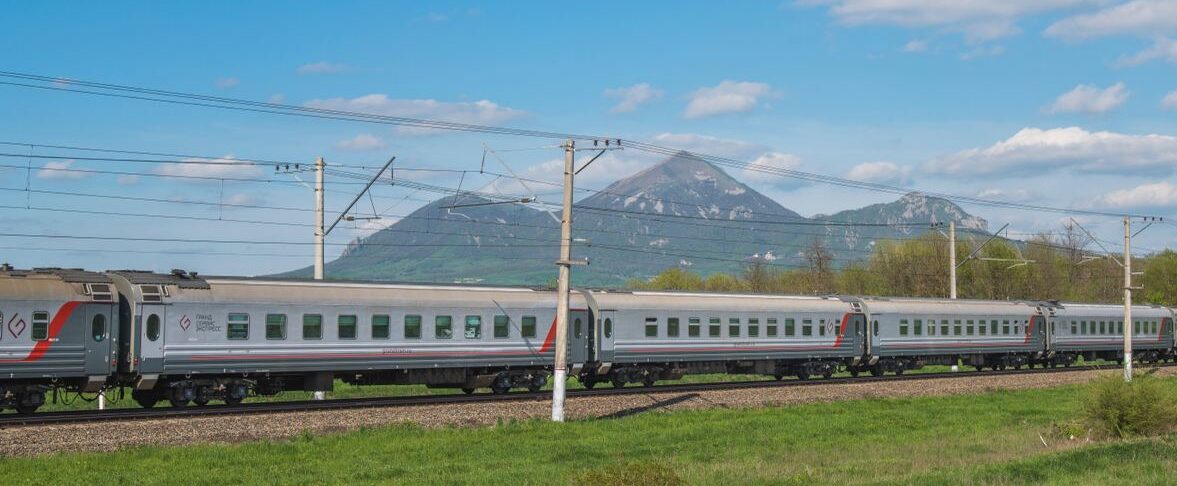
left=1123, top=216, right=1133, bottom=382
left=551, top=139, right=575, bottom=422
left=949, top=221, right=957, bottom=300
left=314, top=156, right=326, bottom=280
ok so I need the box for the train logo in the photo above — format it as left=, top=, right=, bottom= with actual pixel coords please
left=179, top=315, right=191, bottom=331
left=7, top=313, right=25, bottom=339
left=825, top=319, right=836, bottom=335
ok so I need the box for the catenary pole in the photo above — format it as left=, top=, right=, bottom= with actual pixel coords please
left=1124, top=216, right=1133, bottom=382
left=551, top=139, right=574, bottom=422
left=313, top=156, right=326, bottom=400
left=949, top=221, right=957, bottom=300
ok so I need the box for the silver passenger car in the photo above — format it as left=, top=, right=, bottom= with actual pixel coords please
left=1045, top=303, right=1174, bottom=365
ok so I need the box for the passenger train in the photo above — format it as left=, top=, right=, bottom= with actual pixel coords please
left=0, top=267, right=1172, bottom=413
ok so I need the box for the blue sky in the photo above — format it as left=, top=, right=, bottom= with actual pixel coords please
left=3, top=1, right=1177, bottom=275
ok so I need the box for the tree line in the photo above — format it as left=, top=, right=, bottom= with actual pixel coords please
left=625, top=226, right=1177, bottom=306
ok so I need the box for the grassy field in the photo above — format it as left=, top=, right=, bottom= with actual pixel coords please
left=6, top=376, right=1175, bottom=485
left=32, top=358, right=1119, bottom=413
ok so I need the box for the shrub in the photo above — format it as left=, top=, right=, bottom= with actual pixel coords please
left=573, top=462, right=686, bottom=486
left=1082, top=372, right=1177, bottom=439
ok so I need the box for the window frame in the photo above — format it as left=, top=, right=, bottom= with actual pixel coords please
left=493, top=315, right=509, bottom=339
left=265, top=313, right=287, bottom=340
left=404, top=315, right=422, bottom=339
left=521, top=316, right=537, bottom=338
left=435, top=315, right=453, bottom=339
left=338, top=314, right=358, bottom=340
left=227, top=313, right=250, bottom=340
left=372, top=314, right=390, bottom=339
left=31, top=311, right=49, bottom=341
left=302, top=314, right=323, bottom=340
left=464, top=315, right=482, bottom=339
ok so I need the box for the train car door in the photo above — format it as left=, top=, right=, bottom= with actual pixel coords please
left=568, top=310, right=590, bottom=365
left=597, top=310, right=616, bottom=364
left=83, top=303, right=116, bottom=380
left=138, top=303, right=166, bottom=374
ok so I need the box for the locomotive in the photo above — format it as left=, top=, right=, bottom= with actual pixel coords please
left=0, top=267, right=1172, bottom=413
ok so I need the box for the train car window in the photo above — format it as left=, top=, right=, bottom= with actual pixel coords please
left=574, top=318, right=583, bottom=339
left=1072, top=321, right=1078, bottom=335
left=266, top=314, right=287, bottom=340
left=729, top=318, right=740, bottom=337
left=785, top=318, right=795, bottom=336
left=1015, top=322, right=1021, bottom=335
left=766, top=318, right=778, bottom=337
left=1116, top=321, right=1123, bottom=335
left=1098, top=321, right=1105, bottom=335
left=979, top=322, right=987, bottom=335
left=31, top=311, right=49, bottom=341
left=303, top=315, right=322, bottom=340
left=521, top=316, right=536, bottom=338
left=147, top=314, right=161, bottom=341
left=991, top=320, right=998, bottom=335
left=464, top=316, right=482, bottom=339
left=688, top=318, right=701, bottom=337
left=1003, top=320, right=1011, bottom=335
left=493, top=315, right=509, bottom=338
left=435, top=316, right=453, bottom=339
left=91, top=314, right=106, bottom=342
left=872, top=320, right=878, bottom=336
left=967, top=322, right=975, bottom=336
left=645, top=317, right=658, bottom=338
left=802, top=319, right=813, bottom=337
left=372, top=315, right=390, bottom=339
left=928, top=320, right=936, bottom=336
left=899, top=319, right=909, bottom=336
left=604, top=318, right=613, bottom=338
left=227, top=313, right=249, bottom=340
left=819, top=319, right=827, bottom=337
left=748, top=318, right=759, bottom=337
left=953, top=321, right=962, bottom=336
left=913, top=319, right=922, bottom=336
left=404, top=315, right=422, bottom=339
left=339, top=315, right=358, bottom=340
left=1133, top=321, right=1140, bottom=334
left=667, top=318, right=680, bottom=338
left=709, top=318, right=721, bottom=337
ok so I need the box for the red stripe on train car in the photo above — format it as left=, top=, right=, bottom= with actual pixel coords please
left=0, top=301, right=82, bottom=363
left=538, top=316, right=558, bottom=353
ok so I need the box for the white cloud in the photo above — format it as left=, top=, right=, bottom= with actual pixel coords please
left=36, top=160, right=87, bottom=180
left=683, top=81, right=776, bottom=119
left=741, top=152, right=805, bottom=186
left=603, top=83, right=664, bottom=113
left=336, top=133, right=386, bottom=152
left=845, top=161, right=912, bottom=184
left=1163, top=89, right=1177, bottom=110
left=297, top=61, right=346, bottom=75
left=650, top=132, right=764, bottom=158
left=800, top=0, right=1098, bottom=42
left=224, top=193, right=259, bottom=206
left=903, top=39, right=929, bottom=53
left=1047, top=82, right=1129, bottom=114
left=1046, top=0, right=1177, bottom=40
left=153, top=156, right=264, bottom=180
left=304, top=94, right=525, bottom=135
left=116, top=174, right=140, bottom=185
left=215, top=77, right=239, bottom=89
left=925, top=126, right=1177, bottom=177
left=975, top=188, right=1033, bottom=202
left=1094, top=181, right=1177, bottom=208
left=1114, top=37, right=1177, bottom=67
left=268, top=93, right=286, bottom=104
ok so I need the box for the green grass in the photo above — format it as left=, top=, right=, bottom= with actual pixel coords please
left=7, top=377, right=1176, bottom=485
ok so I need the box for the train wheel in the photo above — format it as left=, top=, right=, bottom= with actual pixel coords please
left=870, top=368, right=883, bottom=377
left=850, top=369, right=860, bottom=378
left=797, top=372, right=810, bottom=381
left=14, top=403, right=39, bottom=415
left=582, top=380, right=596, bottom=390
left=224, top=395, right=244, bottom=406
left=974, top=365, right=983, bottom=372
left=774, top=373, right=785, bottom=381
left=193, top=398, right=209, bottom=407
left=169, top=387, right=191, bottom=408
left=894, top=368, right=904, bottom=376
left=132, top=390, right=159, bottom=409
left=611, top=377, right=626, bottom=389
left=642, top=376, right=656, bottom=388
left=461, top=387, right=475, bottom=395
left=490, top=384, right=510, bottom=395
left=822, top=369, right=834, bottom=379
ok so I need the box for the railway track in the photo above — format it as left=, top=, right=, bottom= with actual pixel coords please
left=2, top=362, right=1170, bottom=427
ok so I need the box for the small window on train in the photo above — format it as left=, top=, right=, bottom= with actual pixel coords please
left=372, top=315, right=390, bottom=339
left=1099, top=321, right=1106, bottom=335
left=941, top=320, right=949, bottom=336
left=785, top=318, right=796, bottom=336
left=991, top=320, right=998, bottom=335
left=604, top=318, right=613, bottom=339
left=979, top=322, right=987, bottom=335
left=266, top=314, right=287, bottom=340
left=688, top=318, right=701, bottom=338
left=1134, top=321, right=1140, bottom=334
left=1081, top=321, right=1087, bottom=335
left=748, top=318, right=760, bottom=338
left=1117, top=321, right=1123, bottom=335
left=1072, top=321, right=1078, bottom=335
left=464, top=315, right=482, bottom=339
left=493, top=315, right=509, bottom=339
left=338, top=315, right=357, bottom=340
left=87, top=284, right=113, bottom=302
left=227, top=313, right=249, bottom=340
left=521, top=316, right=537, bottom=338
left=899, top=319, right=909, bottom=336
left=303, top=314, right=322, bottom=340
left=435, top=316, right=453, bottom=339
left=574, top=318, right=583, bottom=339
left=140, top=285, right=163, bottom=303
left=667, top=318, right=680, bottom=338
left=802, top=319, right=813, bottom=337
left=967, top=324, right=975, bottom=336
left=928, top=321, right=936, bottom=336
left=645, top=317, right=658, bottom=338
left=1003, top=320, right=1011, bottom=335
left=913, top=319, right=922, bottom=336
left=31, top=311, right=49, bottom=341
left=709, top=318, right=721, bottom=337
left=729, top=318, right=740, bottom=337
left=146, top=314, right=161, bottom=341
left=91, top=314, right=106, bottom=342
left=405, top=315, right=422, bottom=339
left=819, top=319, right=827, bottom=337
left=953, top=323, right=962, bottom=336
left=873, top=320, right=878, bottom=336
left=766, top=318, right=778, bottom=337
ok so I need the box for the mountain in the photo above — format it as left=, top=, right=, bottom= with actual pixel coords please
left=277, top=153, right=990, bottom=286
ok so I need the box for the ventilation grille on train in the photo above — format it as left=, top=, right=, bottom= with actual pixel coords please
left=87, top=283, right=114, bottom=302
left=140, top=285, right=165, bottom=302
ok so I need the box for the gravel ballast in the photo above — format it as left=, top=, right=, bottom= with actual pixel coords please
left=2, top=367, right=1172, bottom=457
